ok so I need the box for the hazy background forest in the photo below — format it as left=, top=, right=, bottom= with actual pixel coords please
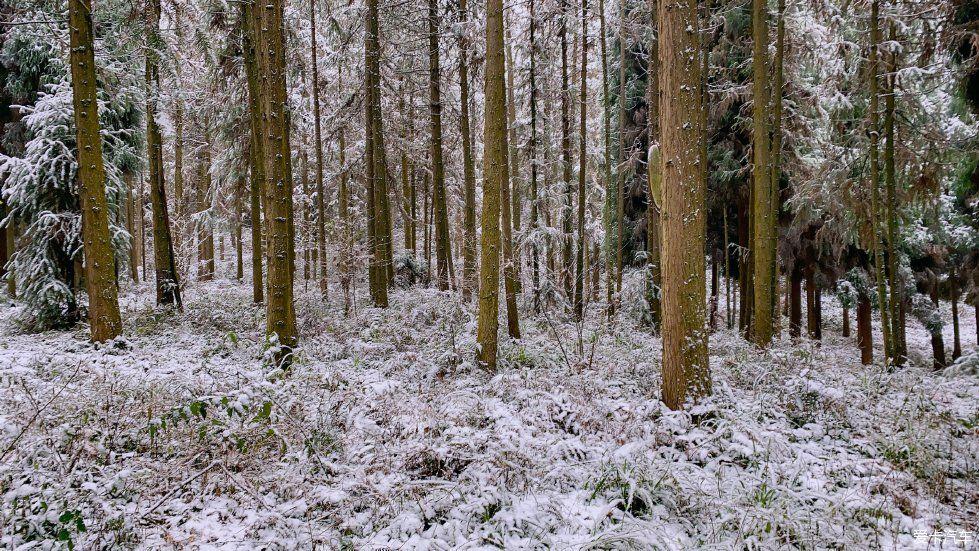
left=0, top=0, right=977, bottom=547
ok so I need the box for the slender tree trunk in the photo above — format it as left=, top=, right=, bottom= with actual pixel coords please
left=806, top=270, right=816, bottom=339
left=560, top=0, right=574, bottom=301
left=952, top=273, right=962, bottom=360
left=459, top=0, right=477, bottom=300
left=126, top=176, right=139, bottom=283
left=884, top=22, right=903, bottom=364
left=249, top=0, right=297, bottom=358
left=598, top=0, right=613, bottom=316
left=529, top=0, right=541, bottom=311
left=235, top=176, right=244, bottom=280
left=146, top=0, right=181, bottom=309
left=476, top=0, right=509, bottom=368
left=505, top=17, right=522, bottom=266
left=615, top=0, right=626, bottom=302
left=69, top=0, right=123, bottom=341
left=842, top=304, right=850, bottom=338
left=500, top=91, right=521, bottom=337
left=365, top=0, right=390, bottom=305
left=647, top=3, right=662, bottom=331
left=310, top=0, right=328, bottom=300
left=869, top=0, right=892, bottom=362
left=197, top=125, right=215, bottom=282
left=789, top=267, right=802, bottom=339
left=750, top=0, right=775, bottom=347
left=930, top=283, right=946, bottom=369
left=428, top=0, right=455, bottom=291
left=339, top=124, right=352, bottom=313
left=857, top=295, right=873, bottom=364
left=659, top=0, right=710, bottom=409
left=243, top=3, right=264, bottom=304
left=573, top=0, right=588, bottom=321
left=770, top=0, right=785, bottom=334
left=724, top=208, right=731, bottom=329
left=173, top=96, right=185, bottom=272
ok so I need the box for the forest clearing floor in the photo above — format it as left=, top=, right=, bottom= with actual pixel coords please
left=0, top=270, right=977, bottom=549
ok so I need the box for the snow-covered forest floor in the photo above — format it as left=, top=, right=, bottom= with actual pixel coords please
left=1, top=262, right=977, bottom=550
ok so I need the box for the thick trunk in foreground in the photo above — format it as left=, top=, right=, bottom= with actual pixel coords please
left=69, top=0, right=123, bottom=342
left=249, top=0, right=297, bottom=359
left=146, top=0, right=181, bottom=309
left=659, top=0, right=710, bottom=409
left=476, top=0, right=509, bottom=369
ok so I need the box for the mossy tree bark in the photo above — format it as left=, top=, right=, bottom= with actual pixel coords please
left=68, top=0, right=123, bottom=342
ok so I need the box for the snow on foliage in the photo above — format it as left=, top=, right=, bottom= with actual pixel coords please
left=0, top=269, right=975, bottom=549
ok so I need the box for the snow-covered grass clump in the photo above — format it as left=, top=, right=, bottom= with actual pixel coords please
left=0, top=271, right=976, bottom=549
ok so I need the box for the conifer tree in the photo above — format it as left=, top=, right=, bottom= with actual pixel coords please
left=68, top=0, right=123, bottom=341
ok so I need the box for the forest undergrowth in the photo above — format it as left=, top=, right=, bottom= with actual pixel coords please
left=0, top=271, right=977, bottom=549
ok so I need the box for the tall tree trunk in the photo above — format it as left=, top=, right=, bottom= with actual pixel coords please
left=173, top=95, right=185, bottom=272
left=615, top=0, right=626, bottom=302
left=428, top=0, right=455, bottom=291
left=573, top=0, right=588, bottom=321
left=869, top=0, right=892, bottom=362
left=69, top=0, right=123, bottom=341
left=724, top=208, right=732, bottom=329
left=459, top=0, right=477, bottom=299
left=647, top=3, right=662, bottom=331
left=598, top=0, right=613, bottom=316
left=884, top=22, right=904, bottom=364
left=476, top=0, right=509, bottom=368
left=842, top=304, right=850, bottom=337
left=659, top=0, right=710, bottom=409
left=366, top=0, right=392, bottom=303
left=560, top=0, right=574, bottom=301
left=339, top=124, right=352, bottom=313
left=750, top=0, right=775, bottom=347
left=770, top=0, right=785, bottom=333
left=310, top=0, right=328, bottom=300
left=146, top=0, right=181, bottom=309
left=249, top=0, right=297, bottom=359
left=505, top=17, right=522, bottom=262
left=857, top=295, right=873, bottom=364
left=243, top=3, right=264, bottom=304
left=529, top=0, right=541, bottom=311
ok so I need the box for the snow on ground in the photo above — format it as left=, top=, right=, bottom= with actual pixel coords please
left=0, top=266, right=977, bottom=549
